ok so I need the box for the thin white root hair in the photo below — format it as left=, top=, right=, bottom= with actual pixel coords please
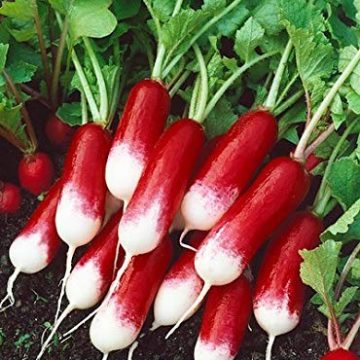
left=62, top=308, right=98, bottom=338
left=149, top=322, right=161, bottom=332
left=102, top=353, right=109, bottom=360
left=127, top=341, right=139, bottom=360
left=266, top=335, right=276, bottom=360
left=36, top=304, right=75, bottom=360
left=0, top=268, right=21, bottom=312
left=54, top=246, right=76, bottom=321
left=179, top=228, right=197, bottom=252
left=165, top=282, right=211, bottom=339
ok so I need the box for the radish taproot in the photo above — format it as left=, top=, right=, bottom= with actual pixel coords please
left=321, top=349, right=359, bottom=360
left=18, top=152, right=55, bottom=195
left=0, top=180, right=62, bottom=312
left=253, top=211, right=323, bottom=360
left=166, top=156, right=310, bottom=337
left=0, top=182, right=21, bottom=214
left=180, top=109, right=277, bottom=240
left=89, top=237, right=172, bottom=359
left=54, top=123, right=111, bottom=320
left=153, top=232, right=206, bottom=329
left=194, top=274, right=252, bottom=360
left=105, top=79, right=170, bottom=203
left=36, top=211, right=124, bottom=360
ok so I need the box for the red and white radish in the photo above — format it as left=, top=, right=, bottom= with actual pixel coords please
left=194, top=274, right=252, bottom=360
left=321, top=349, right=359, bottom=360
left=36, top=211, right=124, bottom=360
left=153, top=232, right=205, bottom=328
left=45, top=114, right=74, bottom=150
left=0, top=180, right=62, bottom=312
left=179, top=109, right=277, bottom=245
left=18, top=152, right=55, bottom=195
left=54, top=123, right=111, bottom=319
left=89, top=237, right=172, bottom=359
left=167, top=156, right=310, bottom=337
left=253, top=211, right=323, bottom=360
left=105, top=79, right=170, bottom=203
left=0, top=182, right=21, bottom=214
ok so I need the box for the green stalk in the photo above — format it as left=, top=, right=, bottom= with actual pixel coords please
left=264, top=40, right=293, bottom=109
left=81, top=90, right=88, bottom=125
left=203, top=52, right=275, bottom=120
left=162, top=0, right=243, bottom=78
left=275, top=72, right=300, bottom=108
left=83, top=38, right=108, bottom=124
left=50, top=16, right=69, bottom=108
left=169, top=70, right=191, bottom=98
left=273, top=89, right=304, bottom=116
left=294, top=48, right=360, bottom=162
left=189, top=77, right=201, bottom=119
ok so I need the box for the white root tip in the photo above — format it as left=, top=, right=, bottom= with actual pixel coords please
left=0, top=268, right=21, bottom=312
left=150, top=322, right=161, bottom=332
left=165, top=283, right=211, bottom=340
left=102, top=353, right=109, bottom=360
left=54, top=246, right=76, bottom=322
left=36, top=304, right=74, bottom=360
left=266, top=335, right=276, bottom=360
left=179, top=228, right=197, bottom=252
left=128, top=341, right=139, bottom=360
left=62, top=308, right=98, bottom=338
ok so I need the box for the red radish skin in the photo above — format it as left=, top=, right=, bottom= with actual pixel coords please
left=18, top=152, right=54, bottom=195
left=253, top=211, right=323, bottom=360
left=321, top=349, right=359, bottom=360
left=0, top=180, right=62, bottom=311
left=194, top=275, right=252, bottom=360
left=105, top=79, right=170, bottom=202
left=167, top=157, right=310, bottom=338
left=45, top=114, right=74, bottom=150
left=180, top=110, right=278, bottom=238
left=54, top=123, right=111, bottom=320
left=0, top=182, right=21, bottom=214
left=90, top=238, right=172, bottom=358
left=153, top=232, right=206, bottom=328
left=36, top=212, right=125, bottom=360
left=305, top=153, right=323, bottom=172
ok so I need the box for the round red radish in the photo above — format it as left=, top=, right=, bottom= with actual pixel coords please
left=253, top=211, right=323, bottom=359
left=181, top=110, right=277, bottom=233
left=45, top=114, right=74, bottom=149
left=105, top=79, right=170, bottom=202
left=153, top=232, right=205, bottom=328
left=321, top=349, right=359, bottom=360
left=0, top=182, right=21, bottom=214
left=194, top=275, right=252, bottom=360
left=305, top=153, right=323, bottom=172
left=118, top=119, right=204, bottom=257
left=18, top=152, right=54, bottom=195
left=90, top=237, right=172, bottom=356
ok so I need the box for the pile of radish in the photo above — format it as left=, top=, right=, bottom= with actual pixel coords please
left=0, top=1, right=359, bottom=360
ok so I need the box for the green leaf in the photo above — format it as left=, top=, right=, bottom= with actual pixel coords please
left=253, top=0, right=282, bottom=35
left=112, top=0, right=141, bottom=20
left=56, top=102, right=82, bottom=127
left=234, top=17, right=265, bottom=63
left=327, top=157, right=360, bottom=209
left=339, top=46, right=360, bottom=95
left=300, top=240, right=342, bottom=299
left=0, top=0, right=34, bottom=21
left=0, top=43, right=9, bottom=72
left=215, top=3, right=249, bottom=37
left=5, top=60, right=37, bottom=85
left=346, top=90, right=360, bottom=115
left=351, top=258, right=360, bottom=280
left=330, top=94, right=346, bottom=129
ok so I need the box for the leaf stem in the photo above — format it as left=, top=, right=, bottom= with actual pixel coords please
left=169, top=70, right=191, bottom=98
left=19, top=84, right=51, bottom=109
left=189, top=77, right=200, bottom=119
left=0, top=125, right=28, bottom=153
left=294, top=48, right=360, bottom=163
left=275, top=72, right=299, bottom=108
left=273, top=89, right=304, bottom=116
left=305, top=123, right=335, bottom=159
left=342, top=311, right=360, bottom=350
left=264, top=40, right=293, bottom=110
left=31, top=0, right=52, bottom=98
left=152, top=44, right=166, bottom=80
left=81, top=90, right=88, bottom=125
left=204, top=52, right=276, bottom=119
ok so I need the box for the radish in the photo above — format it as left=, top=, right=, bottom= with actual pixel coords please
left=305, top=153, right=323, bottom=172
left=89, top=237, right=172, bottom=359
left=54, top=123, right=111, bottom=320
left=153, top=231, right=206, bottom=329
left=45, top=114, right=74, bottom=150
left=253, top=211, right=323, bottom=360
left=104, top=191, right=123, bottom=225
left=0, top=180, right=62, bottom=312
left=321, top=349, right=359, bottom=360
left=36, top=211, right=124, bottom=360
left=18, top=152, right=55, bottom=195
left=0, top=181, right=21, bottom=214
left=105, top=79, right=170, bottom=203
left=167, top=156, right=310, bottom=337
left=180, top=109, right=277, bottom=242
left=194, top=274, right=252, bottom=360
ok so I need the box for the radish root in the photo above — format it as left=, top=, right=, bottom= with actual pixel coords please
left=127, top=341, right=139, bottom=360
left=266, top=335, right=276, bottom=360
left=36, top=304, right=75, bottom=360
left=55, top=246, right=75, bottom=321
left=102, top=353, right=109, bottom=360
left=165, top=282, right=211, bottom=339
left=0, top=268, right=21, bottom=312
left=179, top=228, right=197, bottom=252
left=62, top=308, right=98, bottom=338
